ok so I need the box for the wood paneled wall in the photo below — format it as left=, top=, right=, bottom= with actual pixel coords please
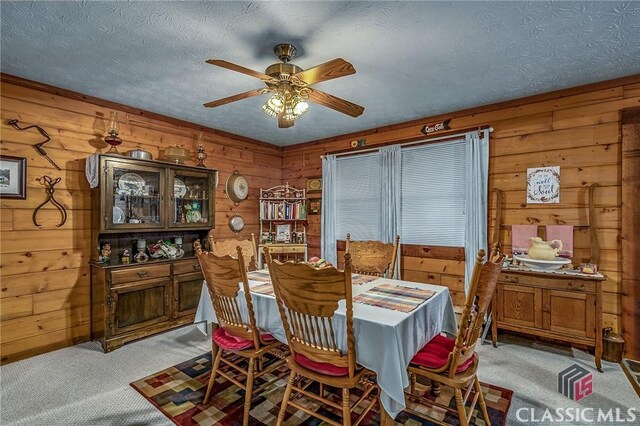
left=0, top=77, right=283, bottom=364
left=283, top=75, right=640, bottom=335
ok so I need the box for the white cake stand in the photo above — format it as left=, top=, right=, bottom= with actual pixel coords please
left=513, top=255, right=571, bottom=271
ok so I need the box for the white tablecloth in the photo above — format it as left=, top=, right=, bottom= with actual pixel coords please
left=194, top=273, right=457, bottom=419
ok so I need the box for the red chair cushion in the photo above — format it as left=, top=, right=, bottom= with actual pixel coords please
left=294, top=353, right=349, bottom=377
left=213, top=328, right=275, bottom=350
left=410, top=334, right=476, bottom=373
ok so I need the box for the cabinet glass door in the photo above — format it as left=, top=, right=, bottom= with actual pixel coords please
left=105, top=160, right=165, bottom=230
left=170, top=170, right=214, bottom=228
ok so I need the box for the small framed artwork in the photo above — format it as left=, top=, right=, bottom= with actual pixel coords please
left=0, top=156, right=27, bottom=200
left=275, top=223, right=292, bottom=243
left=308, top=199, right=322, bottom=215
left=306, top=177, right=322, bottom=193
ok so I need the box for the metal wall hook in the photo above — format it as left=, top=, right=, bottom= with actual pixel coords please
left=7, top=119, right=62, bottom=171
left=33, top=175, right=67, bottom=227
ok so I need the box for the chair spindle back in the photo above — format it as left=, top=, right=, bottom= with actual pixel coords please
left=265, top=249, right=357, bottom=377
left=195, top=240, right=260, bottom=348
left=207, top=232, right=258, bottom=271
left=345, top=234, right=400, bottom=278
left=448, top=244, right=503, bottom=377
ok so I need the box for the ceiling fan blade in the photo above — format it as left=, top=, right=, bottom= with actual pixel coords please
left=307, top=89, right=364, bottom=117
left=293, top=58, right=355, bottom=86
left=206, top=59, right=277, bottom=82
left=203, top=89, right=264, bottom=108
left=278, top=112, right=294, bottom=128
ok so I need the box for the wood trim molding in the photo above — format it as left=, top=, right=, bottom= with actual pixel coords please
left=288, top=73, right=640, bottom=150
left=336, top=240, right=464, bottom=261
left=0, top=73, right=281, bottom=150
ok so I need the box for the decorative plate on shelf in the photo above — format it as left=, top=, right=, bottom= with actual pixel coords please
left=174, top=178, right=187, bottom=198
left=229, top=214, right=245, bottom=233
left=113, top=206, right=125, bottom=224
left=118, top=173, right=145, bottom=195
left=513, top=255, right=571, bottom=271
left=185, top=210, right=202, bottom=223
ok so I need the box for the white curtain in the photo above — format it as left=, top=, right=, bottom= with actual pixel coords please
left=379, top=146, right=402, bottom=279
left=464, top=130, right=490, bottom=293
left=321, top=154, right=338, bottom=264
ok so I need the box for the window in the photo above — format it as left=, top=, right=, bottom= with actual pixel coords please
left=401, top=140, right=466, bottom=246
left=335, top=153, right=380, bottom=240
left=333, top=139, right=466, bottom=246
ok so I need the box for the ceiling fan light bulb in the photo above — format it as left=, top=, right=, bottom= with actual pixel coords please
left=293, top=100, right=309, bottom=116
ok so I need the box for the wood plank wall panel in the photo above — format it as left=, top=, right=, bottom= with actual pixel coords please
left=283, top=75, right=640, bottom=333
left=0, top=80, right=283, bottom=364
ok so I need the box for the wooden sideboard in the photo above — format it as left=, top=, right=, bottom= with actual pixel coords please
left=91, top=257, right=203, bottom=352
left=491, top=268, right=605, bottom=371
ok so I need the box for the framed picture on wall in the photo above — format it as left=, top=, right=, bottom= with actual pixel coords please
left=308, top=199, right=322, bottom=215
left=306, top=177, right=322, bottom=193
left=275, top=223, right=292, bottom=243
left=0, top=156, right=27, bottom=200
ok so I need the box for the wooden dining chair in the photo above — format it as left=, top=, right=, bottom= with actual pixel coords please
left=405, top=244, right=503, bottom=426
left=207, top=232, right=258, bottom=271
left=345, top=233, right=400, bottom=278
left=194, top=240, right=286, bottom=426
left=264, top=249, right=379, bottom=426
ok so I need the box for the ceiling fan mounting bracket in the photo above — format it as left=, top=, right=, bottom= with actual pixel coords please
left=273, top=43, right=297, bottom=63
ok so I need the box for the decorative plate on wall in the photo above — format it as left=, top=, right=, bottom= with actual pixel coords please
left=229, top=214, right=245, bottom=233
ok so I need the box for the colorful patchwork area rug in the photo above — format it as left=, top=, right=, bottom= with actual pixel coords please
left=131, top=352, right=512, bottom=425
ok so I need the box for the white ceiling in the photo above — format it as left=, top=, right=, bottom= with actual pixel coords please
left=2, top=1, right=639, bottom=146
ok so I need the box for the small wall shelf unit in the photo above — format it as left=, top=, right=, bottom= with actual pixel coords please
left=258, top=183, right=308, bottom=268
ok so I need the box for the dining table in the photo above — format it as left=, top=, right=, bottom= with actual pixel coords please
left=193, top=270, right=457, bottom=423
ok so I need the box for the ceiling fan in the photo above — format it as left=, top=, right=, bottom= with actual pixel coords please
left=203, top=44, right=364, bottom=128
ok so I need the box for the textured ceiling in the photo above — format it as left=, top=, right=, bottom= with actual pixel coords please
left=2, top=1, right=640, bottom=146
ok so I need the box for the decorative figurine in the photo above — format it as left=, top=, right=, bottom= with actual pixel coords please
left=121, top=249, right=130, bottom=264
left=99, top=242, right=112, bottom=263
left=134, top=239, right=149, bottom=263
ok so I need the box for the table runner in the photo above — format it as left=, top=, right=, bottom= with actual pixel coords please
left=250, top=282, right=275, bottom=295
left=353, top=284, right=435, bottom=313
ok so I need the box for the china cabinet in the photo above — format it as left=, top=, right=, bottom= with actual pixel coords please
left=257, top=184, right=307, bottom=268
left=90, top=154, right=217, bottom=352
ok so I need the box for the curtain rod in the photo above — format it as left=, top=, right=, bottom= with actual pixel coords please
left=321, top=125, right=493, bottom=159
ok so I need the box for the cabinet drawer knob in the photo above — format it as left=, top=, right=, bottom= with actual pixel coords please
left=580, top=284, right=585, bottom=290
left=137, top=271, right=148, bottom=278
left=193, top=264, right=201, bottom=271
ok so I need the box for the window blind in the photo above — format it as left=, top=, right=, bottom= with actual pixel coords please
left=335, top=153, right=381, bottom=241
left=400, top=140, right=466, bottom=246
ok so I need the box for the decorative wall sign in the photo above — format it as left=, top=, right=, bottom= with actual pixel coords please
left=306, top=177, right=322, bottom=192
left=0, top=155, right=27, bottom=199
left=420, top=119, right=451, bottom=135
left=527, top=166, right=560, bottom=204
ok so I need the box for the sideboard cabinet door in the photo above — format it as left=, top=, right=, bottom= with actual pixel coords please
left=110, top=278, right=171, bottom=335
left=543, top=290, right=596, bottom=339
left=496, top=284, right=542, bottom=329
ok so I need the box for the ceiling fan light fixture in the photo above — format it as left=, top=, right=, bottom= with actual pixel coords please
left=261, top=103, right=279, bottom=118
left=266, top=92, right=285, bottom=112
left=292, top=98, right=309, bottom=116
